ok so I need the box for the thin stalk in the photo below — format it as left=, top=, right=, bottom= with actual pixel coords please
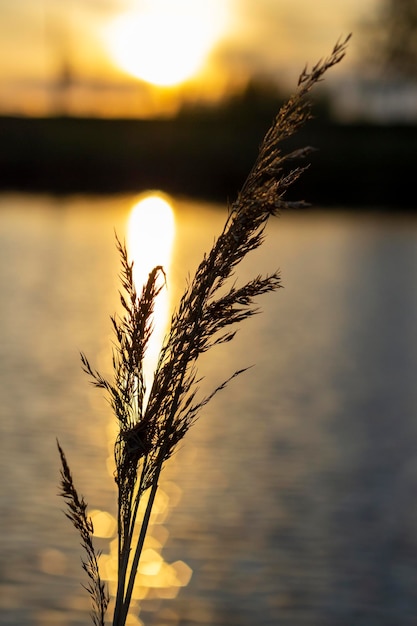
left=114, top=486, right=131, bottom=624
left=113, top=523, right=130, bottom=625
left=117, top=361, right=188, bottom=623
left=118, top=466, right=162, bottom=626
left=113, top=462, right=148, bottom=625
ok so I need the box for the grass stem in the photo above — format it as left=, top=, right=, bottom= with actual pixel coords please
left=57, top=36, right=350, bottom=626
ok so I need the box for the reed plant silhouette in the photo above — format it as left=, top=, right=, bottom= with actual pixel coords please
left=57, top=36, right=350, bottom=626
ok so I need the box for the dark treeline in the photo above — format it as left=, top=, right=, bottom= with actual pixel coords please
left=0, top=86, right=415, bottom=209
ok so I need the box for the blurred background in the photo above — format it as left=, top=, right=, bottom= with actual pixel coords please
left=0, top=0, right=416, bottom=205
left=1, top=1, right=417, bottom=626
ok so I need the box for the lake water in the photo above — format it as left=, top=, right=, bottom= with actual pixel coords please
left=1, top=192, right=417, bottom=626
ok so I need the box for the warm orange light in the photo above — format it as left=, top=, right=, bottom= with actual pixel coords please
left=127, top=192, right=175, bottom=288
left=127, top=192, right=175, bottom=379
left=104, top=0, right=229, bottom=87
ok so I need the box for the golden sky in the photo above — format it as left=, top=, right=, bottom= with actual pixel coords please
left=0, top=0, right=379, bottom=118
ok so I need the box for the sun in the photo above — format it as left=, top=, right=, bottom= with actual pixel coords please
left=105, top=1, right=228, bottom=87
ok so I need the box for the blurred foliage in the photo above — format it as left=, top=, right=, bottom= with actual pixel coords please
left=178, top=78, right=333, bottom=128
left=0, top=80, right=415, bottom=209
left=363, top=0, right=417, bottom=80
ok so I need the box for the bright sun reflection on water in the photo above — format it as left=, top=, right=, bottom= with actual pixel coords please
left=96, top=193, right=192, bottom=618
left=96, top=483, right=192, bottom=610
left=127, top=192, right=175, bottom=382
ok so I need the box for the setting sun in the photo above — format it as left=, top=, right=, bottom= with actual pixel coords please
left=105, top=0, right=229, bottom=87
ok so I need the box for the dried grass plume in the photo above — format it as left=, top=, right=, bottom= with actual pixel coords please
left=57, top=35, right=350, bottom=626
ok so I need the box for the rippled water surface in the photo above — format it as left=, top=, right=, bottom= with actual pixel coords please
left=1, top=193, right=417, bottom=626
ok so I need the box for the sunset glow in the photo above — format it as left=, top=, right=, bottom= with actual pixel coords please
left=0, top=0, right=367, bottom=117
left=105, top=1, right=229, bottom=87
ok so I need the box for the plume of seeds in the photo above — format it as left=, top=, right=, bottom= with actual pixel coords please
left=57, top=35, right=350, bottom=626
left=57, top=441, right=109, bottom=626
left=140, top=35, right=351, bottom=485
